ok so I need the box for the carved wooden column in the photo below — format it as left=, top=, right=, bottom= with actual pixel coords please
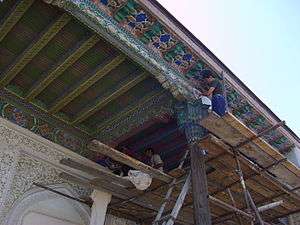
left=175, top=100, right=211, bottom=225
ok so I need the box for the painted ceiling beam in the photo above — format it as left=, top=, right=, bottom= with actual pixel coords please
left=0, top=0, right=35, bottom=42
left=0, top=13, right=71, bottom=88
left=72, top=72, right=148, bottom=125
left=44, top=0, right=197, bottom=101
left=25, top=34, right=99, bottom=101
left=48, top=54, right=126, bottom=114
left=94, top=89, right=166, bottom=136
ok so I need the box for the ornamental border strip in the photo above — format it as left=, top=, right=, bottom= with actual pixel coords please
left=43, top=0, right=295, bottom=153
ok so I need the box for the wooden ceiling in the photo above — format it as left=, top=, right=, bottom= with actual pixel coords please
left=0, top=0, right=167, bottom=136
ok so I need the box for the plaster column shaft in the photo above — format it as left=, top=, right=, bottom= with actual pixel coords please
left=90, top=189, right=112, bottom=225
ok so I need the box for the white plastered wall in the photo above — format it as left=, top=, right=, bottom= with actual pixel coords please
left=0, top=117, right=138, bottom=225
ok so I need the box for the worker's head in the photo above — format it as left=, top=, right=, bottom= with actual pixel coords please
left=201, top=69, right=214, bottom=83
left=145, top=148, right=154, bottom=157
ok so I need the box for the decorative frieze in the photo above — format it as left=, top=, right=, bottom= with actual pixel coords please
left=0, top=118, right=92, bottom=224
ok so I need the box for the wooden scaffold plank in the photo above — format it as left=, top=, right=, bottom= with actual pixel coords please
left=87, top=140, right=173, bottom=183
left=60, top=158, right=133, bottom=188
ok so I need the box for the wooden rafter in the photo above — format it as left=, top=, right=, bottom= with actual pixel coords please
left=60, top=158, right=133, bottom=188
left=0, top=13, right=71, bottom=88
left=25, top=34, right=99, bottom=101
left=49, top=54, right=126, bottom=114
left=71, top=72, right=148, bottom=125
left=0, top=0, right=35, bottom=42
left=87, top=140, right=173, bottom=183
left=94, top=89, right=166, bottom=135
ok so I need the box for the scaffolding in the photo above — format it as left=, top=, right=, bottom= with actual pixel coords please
left=35, top=112, right=300, bottom=225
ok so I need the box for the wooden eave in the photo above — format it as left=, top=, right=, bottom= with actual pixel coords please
left=0, top=0, right=171, bottom=139
left=138, top=0, right=300, bottom=148
left=0, top=2, right=299, bottom=223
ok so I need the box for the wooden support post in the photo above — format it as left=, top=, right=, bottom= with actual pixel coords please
left=212, top=157, right=287, bottom=195
left=212, top=186, right=299, bottom=224
left=190, top=144, right=212, bottom=225
left=233, top=149, right=251, bottom=212
left=153, top=149, right=190, bottom=224
left=226, top=188, right=243, bottom=225
left=165, top=172, right=191, bottom=225
left=247, top=190, right=265, bottom=225
left=174, top=100, right=212, bottom=225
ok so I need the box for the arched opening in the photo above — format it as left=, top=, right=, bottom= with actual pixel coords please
left=5, top=184, right=90, bottom=225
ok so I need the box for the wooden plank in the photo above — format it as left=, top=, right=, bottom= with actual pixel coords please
left=60, top=172, right=192, bottom=225
left=60, top=158, right=133, bottom=188
left=0, top=0, right=35, bottom=42
left=59, top=172, right=157, bottom=210
left=49, top=54, right=126, bottom=114
left=203, top=149, right=295, bottom=217
left=190, top=144, right=212, bottom=225
left=88, top=140, right=173, bottom=183
left=71, top=71, right=148, bottom=124
left=25, top=34, right=99, bottom=101
left=200, top=112, right=247, bottom=146
left=0, top=13, right=71, bottom=88
left=200, top=113, right=300, bottom=189
left=223, top=113, right=299, bottom=177
left=199, top=135, right=300, bottom=202
left=211, top=186, right=297, bottom=225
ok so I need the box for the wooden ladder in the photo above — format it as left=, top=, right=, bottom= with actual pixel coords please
left=152, top=149, right=191, bottom=225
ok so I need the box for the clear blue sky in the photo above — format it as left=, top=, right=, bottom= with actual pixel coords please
left=158, top=0, right=300, bottom=136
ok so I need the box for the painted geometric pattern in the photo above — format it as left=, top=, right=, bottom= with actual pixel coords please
left=77, top=0, right=295, bottom=153
left=0, top=100, right=88, bottom=156
left=93, top=0, right=195, bottom=73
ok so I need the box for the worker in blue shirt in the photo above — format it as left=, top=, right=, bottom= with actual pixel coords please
left=200, top=69, right=227, bottom=116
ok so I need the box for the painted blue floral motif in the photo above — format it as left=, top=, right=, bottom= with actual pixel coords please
left=151, top=32, right=177, bottom=52
left=164, top=43, right=195, bottom=72
left=112, top=0, right=154, bottom=36
left=92, top=0, right=126, bottom=16
left=125, top=10, right=154, bottom=36
left=138, top=22, right=177, bottom=53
